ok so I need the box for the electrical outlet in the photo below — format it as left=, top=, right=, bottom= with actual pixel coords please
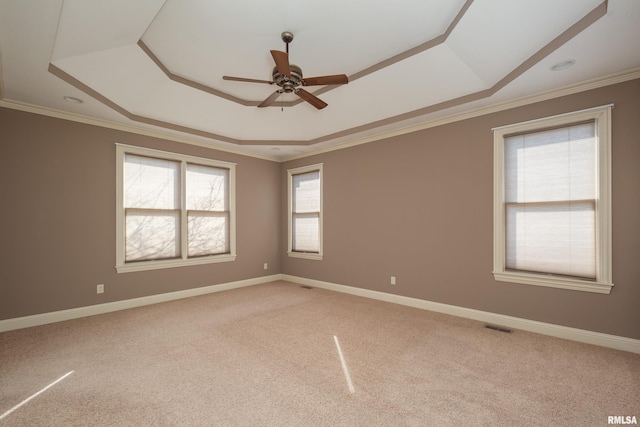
left=97, top=284, right=104, bottom=294
left=264, top=263, right=268, bottom=270
left=390, top=276, right=396, bottom=285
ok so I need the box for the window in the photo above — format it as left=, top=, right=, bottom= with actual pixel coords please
left=116, top=144, right=236, bottom=272
left=287, top=164, right=323, bottom=260
left=493, top=105, right=612, bottom=294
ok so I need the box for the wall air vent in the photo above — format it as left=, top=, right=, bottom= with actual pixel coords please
left=484, top=324, right=513, bottom=333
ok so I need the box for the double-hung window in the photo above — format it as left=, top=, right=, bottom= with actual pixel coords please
left=287, top=164, right=323, bottom=260
left=493, top=105, right=612, bottom=294
left=116, top=144, right=236, bottom=272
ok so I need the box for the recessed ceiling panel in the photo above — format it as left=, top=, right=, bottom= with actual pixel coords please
left=0, top=0, right=62, bottom=102
left=51, top=0, right=165, bottom=61
left=306, top=44, right=488, bottom=134
left=446, top=0, right=603, bottom=85
left=52, top=45, right=167, bottom=110
left=141, top=0, right=467, bottom=96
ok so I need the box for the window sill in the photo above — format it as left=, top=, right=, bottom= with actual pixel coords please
left=493, top=271, right=612, bottom=294
left=116, top=254, right=236, bottom=273
left=287, top=251, right=323, bottom=261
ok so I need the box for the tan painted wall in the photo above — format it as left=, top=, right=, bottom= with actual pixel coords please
left=282, top=79, right=640, bottom=340
left=0, top=108, right=281, bottom=320
left=1, top=79, right=638, bottom=340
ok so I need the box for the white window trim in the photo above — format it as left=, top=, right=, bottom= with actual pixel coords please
left=115, top=144, right=237, bottom=273
left=492, top=105, right=613, bottom=294
left=287, top=163, right=323, bottom=260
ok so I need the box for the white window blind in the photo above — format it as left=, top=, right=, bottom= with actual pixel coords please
left=292, top=170, right=320, bottom=253
left=124, top=154, right=181, bottom=261
left=186, top=164, right=230, bottom=257
left=504, top=121, right=596, bottom=279
left=117, top=144, right=236, bottom=273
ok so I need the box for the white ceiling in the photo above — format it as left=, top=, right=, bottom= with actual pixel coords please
left=1, top=0, right=639, bottom=161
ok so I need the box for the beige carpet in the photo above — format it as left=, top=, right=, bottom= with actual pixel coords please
left=1, top=281, right=638, bottom=426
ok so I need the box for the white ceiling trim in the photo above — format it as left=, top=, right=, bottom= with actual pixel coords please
left=0, top=98, right=278, bottom=162
left=3, top=67, right=638, bottom=163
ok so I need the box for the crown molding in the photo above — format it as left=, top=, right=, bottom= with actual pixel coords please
left=2, top=68, right=639, bottom=163
left=0, top=99, right=281, bottom=162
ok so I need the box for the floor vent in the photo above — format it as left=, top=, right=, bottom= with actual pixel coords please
left=484, top=324, right=512, bottom=333
left=300, top=285, right=313, bottom=289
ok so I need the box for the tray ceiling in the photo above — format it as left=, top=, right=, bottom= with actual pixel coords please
left=1, top=0, right=639, bottom=160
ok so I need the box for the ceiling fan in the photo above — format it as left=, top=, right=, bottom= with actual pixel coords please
left=223, top=31, right=349, bottom=109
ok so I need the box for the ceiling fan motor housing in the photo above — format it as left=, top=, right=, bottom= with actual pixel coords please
left=272, top=64, right=302, bottom=92
left=281, top=31, right=294, bottom=44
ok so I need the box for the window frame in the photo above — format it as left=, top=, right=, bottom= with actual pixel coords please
left=116, top=144, right=236, bottom=273
left=492, top=105, right=613, bottom=294
left=287, top=163, right=323, bottom=260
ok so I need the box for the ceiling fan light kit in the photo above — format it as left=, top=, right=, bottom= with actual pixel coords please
left=223, top=31, right=348, bottom=109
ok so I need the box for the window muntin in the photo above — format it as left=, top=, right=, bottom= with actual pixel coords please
left=493, top=106, right=612, bottom=293
left=288, top=164, right=323, bottom=260
left=116, top=145, right=236, bottom=272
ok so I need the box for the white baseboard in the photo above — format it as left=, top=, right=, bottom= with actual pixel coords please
left=281, top=275, right=640, bottom=354
left=3, top=273, right=638, bottom=354
left=0, top=274, right=281, bottom=333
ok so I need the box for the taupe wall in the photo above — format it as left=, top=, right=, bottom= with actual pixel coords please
left=282, top=79, right=640, bottom=340
left=1, top=79, right=638, bottom=340
left=0, top=108, right=281, bottom=320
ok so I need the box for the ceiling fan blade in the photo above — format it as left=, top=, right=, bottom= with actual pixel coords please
left=270, top=50, right=291, bottom=77
left=258, top=90, right=282, bottom=108
left=301, top=74, right=349, bottom=86
left=295, top=88, right=328, bottom=110
left=223, top=76, right=273, bottom=85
